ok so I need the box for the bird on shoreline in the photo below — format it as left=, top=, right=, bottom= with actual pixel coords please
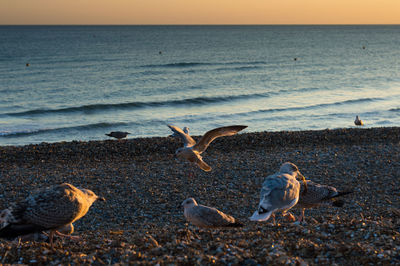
left=0, top=183, right=105, bottom=248
left=168, top=125, right=247, bottom=172
left=182, top=198, right=243, bottom=228
left=250, top=162, right=307, bottom=224
left=354, top=115, right=364, bottom=126
left=170, top=126, right=189, bottom=137
left=105, top=131, right=130, bottom=140
left=295, top=180, right=353, bottom=223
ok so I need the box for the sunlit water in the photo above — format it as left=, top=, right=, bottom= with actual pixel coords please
left=0, top=25, right=399, bottom=146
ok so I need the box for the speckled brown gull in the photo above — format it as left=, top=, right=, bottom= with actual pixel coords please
left=182, top=198, right=243, bottom=228
left=105, top=131, right=130, bottom=139
left=250, top=162, right=307, bottom=224
left=0, top=183, right=105, bottom=248
left=168, top=125, right=247, bottom=171
left=296, top=180, right=353, bottom=222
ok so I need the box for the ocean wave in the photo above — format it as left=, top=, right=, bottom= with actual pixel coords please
left=255, top=97, right=382, bottom=114
left=141, top=62, right=213, bottom=68
left=140, top=61, right=267, bottom=68
left=1, top=92, right=271, bottom=117
left=216, top=97, right=384, bottom=119
left=0, top=122, right=128, bottom=137
left=389, top=107, right=400, bottom=112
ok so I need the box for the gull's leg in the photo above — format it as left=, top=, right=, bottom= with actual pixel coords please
left=271, top=213, right=276, bottom=225
left=55, top=231, right=80, bottom=241
left=298, top=209, right=306, bottom=223
left=49, top=230, right=55, bottom=249
left=283, top=211, right=296, bottom=222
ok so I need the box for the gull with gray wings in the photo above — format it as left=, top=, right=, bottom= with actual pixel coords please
left=296, top=180, right=353, bottom=222
left=250, top=162, right=307, bottom=224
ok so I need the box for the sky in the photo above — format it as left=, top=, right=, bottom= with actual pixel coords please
left=1, top=0, right=399, bottom=25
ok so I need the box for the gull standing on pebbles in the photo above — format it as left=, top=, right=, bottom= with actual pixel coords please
left=0, top=183, right=105, bottom=248
left=354, top=115, right=364, bottom=126
left=182, top=198, right=243, bottom=228
left=250, top=162, right=307, bottom=224
left=105, top=131, right=130, bottom=140
left=296, top=180, right=353, bottom=223
left=168, top=125, right=247, bottom=171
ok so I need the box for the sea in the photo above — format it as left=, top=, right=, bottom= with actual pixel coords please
left=0, top=25, right=399, bottom=146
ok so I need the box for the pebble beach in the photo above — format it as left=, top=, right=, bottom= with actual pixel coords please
left=0, top=127, right=399, bottom=265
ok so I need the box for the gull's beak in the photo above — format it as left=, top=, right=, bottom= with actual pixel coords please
left=97, top=197, right=106, bottom=202
left=298, top=172, right=308, bottom=195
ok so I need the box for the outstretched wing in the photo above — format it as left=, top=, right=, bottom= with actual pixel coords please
left=193, top=125, right=247, bottom=153
left=168, top=125, right=196, bottom=147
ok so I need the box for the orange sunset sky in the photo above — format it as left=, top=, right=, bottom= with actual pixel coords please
left=1, top=0, right=399, bottom=25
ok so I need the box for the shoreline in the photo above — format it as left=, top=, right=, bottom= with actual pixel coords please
left=0, top=126, right=399, bottom=264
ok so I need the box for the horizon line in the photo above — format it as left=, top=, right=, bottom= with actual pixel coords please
left=1, top=23, right=400, bottom=26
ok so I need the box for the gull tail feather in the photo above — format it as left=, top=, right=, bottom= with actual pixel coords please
left=249, top=210, right=273, bottom=222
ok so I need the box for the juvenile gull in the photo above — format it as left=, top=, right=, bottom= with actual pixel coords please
left=182, top=198, right=243, bottom=228
left=354, top=115, right=364, bottom=126
left=105, top=131, right=130, bottom=140
left=0, top=183, right=105, bottom=248
left=296, top=180, right=353, bottom=222
left=170, top=126, right=189, bottom=137
left=250, top=162, right=307, bottom=224
left=168, top=125, right=247, bottom=171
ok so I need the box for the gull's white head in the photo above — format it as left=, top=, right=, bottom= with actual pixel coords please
left=181, top=198, right=198, bottom=209
left=79, top=188, right=106, bottom=205
left=279, top=162, right=300, bottom=175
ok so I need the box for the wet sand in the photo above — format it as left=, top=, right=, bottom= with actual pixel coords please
left=0, top=127, right=399, bottom=264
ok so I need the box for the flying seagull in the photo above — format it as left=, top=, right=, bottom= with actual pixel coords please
left=168, top=125, right=247, bottom=171
left=354, top=115, right=364, bottom=126
left=250, top=162, right=307, bottom=224
left=0, top=183, right=105, bottom=248
left=105, top=131, right=130, bottom=140
left=182, top=198, right=243, bottom=228
left=296, top=180, right=353, bottom=223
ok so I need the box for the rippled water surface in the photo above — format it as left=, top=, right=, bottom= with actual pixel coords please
left=0, top=25, right=399, bottom=145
